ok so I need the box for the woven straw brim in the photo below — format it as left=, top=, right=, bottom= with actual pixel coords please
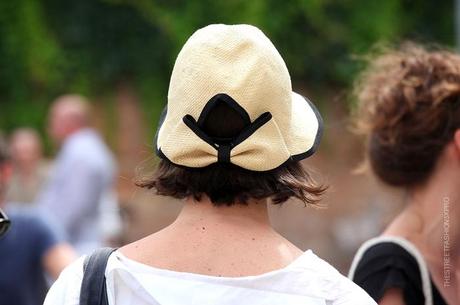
left=155, top=91, right=322, bottom=171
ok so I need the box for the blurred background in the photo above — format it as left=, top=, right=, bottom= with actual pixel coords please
left=0, top=0, right=457, bottom=272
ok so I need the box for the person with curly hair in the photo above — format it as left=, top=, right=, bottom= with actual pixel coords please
left=349, top=43, right=460, bottom=305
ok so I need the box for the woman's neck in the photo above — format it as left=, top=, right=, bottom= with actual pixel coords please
left=120, top=196, right=303, bottom=277
left=404, top=185, right=460, bottom=303
left=385, top=143, right=460, bottom=261
left=400, top=189, right=459, bottom=262
left=172, top=197, right=274, bottom=232
left=384, top=149, right=460, bottom=303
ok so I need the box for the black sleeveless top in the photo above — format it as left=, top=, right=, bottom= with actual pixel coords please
left=351, top=242, right=447, bottom=305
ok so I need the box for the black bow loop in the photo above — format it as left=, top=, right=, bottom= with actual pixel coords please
left=182, top=111, right=272, bottom=164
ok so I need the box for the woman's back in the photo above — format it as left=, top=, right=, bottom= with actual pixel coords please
left=47, top=245, right=371, bottom=305
left=45, top=198, right=375, bottom=305
left=120, top=199, right=302, bottom=278
left=44, top=24, right=376, bottom=305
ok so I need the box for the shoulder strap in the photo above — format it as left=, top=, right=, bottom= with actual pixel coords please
left=80, top=247, right=117, bottom=305
left=348, top=236, right=433, bottom=305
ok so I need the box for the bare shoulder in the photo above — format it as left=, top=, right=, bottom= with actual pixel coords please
left=118, top=230, right=170, bottom=262
left=119, top=230, right=303, bottom=277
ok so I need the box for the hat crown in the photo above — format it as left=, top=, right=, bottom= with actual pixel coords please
left=156, top=24, right=322, bottom=171
left=167, top=24, right=292, bottom=120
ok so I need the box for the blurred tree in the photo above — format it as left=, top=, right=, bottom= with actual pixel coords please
left=0, top=0, right=64, bottom=135
left=0, top=0, right=455, bottom=140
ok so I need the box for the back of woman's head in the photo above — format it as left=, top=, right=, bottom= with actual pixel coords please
left=353, top=43, right=460, bottom=187
left=139, top=24, right=327, bottom=206
left=138, top=99, right=326, bottom=206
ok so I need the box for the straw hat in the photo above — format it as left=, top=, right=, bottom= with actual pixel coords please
left=155, top=24, right=323, bottom=171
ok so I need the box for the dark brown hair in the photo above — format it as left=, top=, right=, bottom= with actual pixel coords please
left=353, top=43, right=460, bottom=187
left=137, top=159, right=325, bottom=206
left=137, top=101, right=326, bottom=206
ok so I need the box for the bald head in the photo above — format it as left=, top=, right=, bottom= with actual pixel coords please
left=49, top=95, right=91, bottom=143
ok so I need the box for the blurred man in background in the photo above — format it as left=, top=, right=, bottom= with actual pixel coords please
left=38, top=94, right=118, bottom=254
left=6, top=128, right=50, bottom=205
left=0, top=133, right=76, bottom=305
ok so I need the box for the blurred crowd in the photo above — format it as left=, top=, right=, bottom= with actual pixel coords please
left=0, top=94, right=121, bottom=305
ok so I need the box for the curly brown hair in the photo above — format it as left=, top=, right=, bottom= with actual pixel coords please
left=353, top=43, right=460, bottom=187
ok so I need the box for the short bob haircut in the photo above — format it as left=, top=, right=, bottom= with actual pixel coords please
left=137, top=101, right=326, bottom=206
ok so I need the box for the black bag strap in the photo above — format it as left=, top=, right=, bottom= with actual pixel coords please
left=80, top=247, right=117, bottom=305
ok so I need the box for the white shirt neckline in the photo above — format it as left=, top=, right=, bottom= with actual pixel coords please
left=113, top=249, right=314, bottom=281
left=44, top=248, right=377, bottom=305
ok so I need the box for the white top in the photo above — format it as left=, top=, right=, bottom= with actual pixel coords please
left=44, top=250, right=376, bottom=305
left=37, top=128, right=116, bottom=254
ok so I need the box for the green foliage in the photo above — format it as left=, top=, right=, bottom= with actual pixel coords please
left=0, top=0, right=455, bottom=136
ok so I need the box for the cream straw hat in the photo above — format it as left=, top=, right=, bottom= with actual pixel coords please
left=155, top=24, right=323, bottom=171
